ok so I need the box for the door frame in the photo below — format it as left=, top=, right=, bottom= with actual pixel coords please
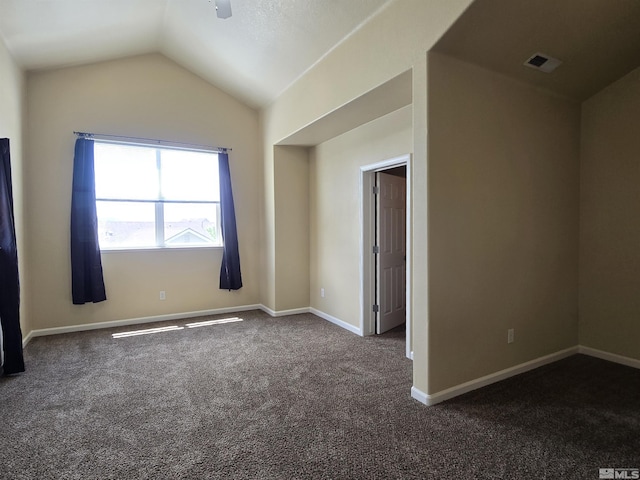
left=360, top=154, right=412, bottom=359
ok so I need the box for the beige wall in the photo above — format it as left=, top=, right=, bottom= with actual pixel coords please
left=261, top=1, right=472, bottom=402
left=259, top=143, right=276, bottom=311
left=310, top=106, right=412, bottom=327
left=427, top=53, right=580, bottom=392
left=0, top=36, right=30, bottom=335
left=10, top=0, right=632, bottom=401
left=25, top=54, right=261, bottom=330
left=264, top=0, right=473, bottom=144
left=274, top=145, right=310, bottom=311
left=260, top=0, right=473, bottom=317
left=411, top=53, right=429, bottom=390
left=580, top=66, right=640, bottom=360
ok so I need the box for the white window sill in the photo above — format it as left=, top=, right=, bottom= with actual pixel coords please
left=100, top=245, right=223, bottom=253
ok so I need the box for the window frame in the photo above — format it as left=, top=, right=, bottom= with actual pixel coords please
left=93, top=140, right=223, bottom=251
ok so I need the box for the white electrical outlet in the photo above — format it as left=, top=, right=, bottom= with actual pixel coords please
left=159, top=291, right=166, bottom=300
left=320, top=288, right=325, bottom=298
left=507, top=328, right=514, bottom=344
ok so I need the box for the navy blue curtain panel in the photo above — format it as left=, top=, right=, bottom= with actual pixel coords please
left=70, top=138, right=106, bottom=304
left=218, top=152, right=242, bottom=290
left=0, top=138, right=25, bottom=375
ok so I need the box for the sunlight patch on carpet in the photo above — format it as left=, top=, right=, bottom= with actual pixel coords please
left=186, top=317, right=243, bottom=328
left=112, top=326, right=184, bottom=338
left=111, top=317, right=243, bottom=338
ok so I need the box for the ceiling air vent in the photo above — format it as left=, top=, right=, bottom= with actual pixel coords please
left=524, top=53, right=562, bottom=73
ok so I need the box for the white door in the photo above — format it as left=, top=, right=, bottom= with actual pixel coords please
left=376, top=171, right=406, bottom=334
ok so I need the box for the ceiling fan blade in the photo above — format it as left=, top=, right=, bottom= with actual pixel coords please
left=215, top=0, right=232, bottom=19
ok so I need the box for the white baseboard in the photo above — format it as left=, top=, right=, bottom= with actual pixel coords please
left=309, top=308, right=362, bottom=336
left=22, top=331, right=34, bottom=347
left=411, top=385, right=428, bottom=404
left=414, top=346, right=579, bottom=406
left=22, top=304, right=360, bottom=344
left=579, top=345, right=640, bottom=370
left=23, top=304, right=263, bottom=342
left=258, top=304, right=361, bottom=336
left=259, top=305, right=310, bottom=317
left=255, top=305, right=362, bottom=336
left=412, top=345, right=640, bottom=407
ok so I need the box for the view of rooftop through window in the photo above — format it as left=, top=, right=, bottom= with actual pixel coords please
left=94, top=141, right=222, bottom=249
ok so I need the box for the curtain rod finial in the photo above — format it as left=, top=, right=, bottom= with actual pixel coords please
left=73, top=131, right=94, bottom=138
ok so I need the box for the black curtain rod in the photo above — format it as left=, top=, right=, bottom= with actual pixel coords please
left=73, top=131, right=231, bottom=153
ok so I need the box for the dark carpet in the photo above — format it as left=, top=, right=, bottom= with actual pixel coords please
left=1, top=310, right=639, bottom=479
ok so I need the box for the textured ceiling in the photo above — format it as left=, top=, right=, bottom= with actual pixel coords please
left=0, top=0, right=392, bottom=108
left=3, top=0, right=639, bottom=110
left=433, top=0, right=640, bottom=102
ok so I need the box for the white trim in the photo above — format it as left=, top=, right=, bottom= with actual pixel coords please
left=360, top=155, right=411, bottom=173
left=260, top=306, right=310, bottom=318
left=259, top=305, right=278, bottom=317
left=309, top=308, right=362, bottom=336
left=261, top=305, right=362, bottom=335
left=412, top=346, right=579, bottom=406
left=22, top=331, right=34, bottom=347
left=579, top=345, right=640, bottom=370
left=404, top=158, right=412, bottom=359
left=24, top=304, right=263, bottom=340
left=411, top=385, right=428, bottom=404
left=22, top=304, right=363, bottom=344
left=100, top=245, right=223, bottom=254
left=360, top=168, right=376, bottom=337
left=359, top=154, right=412, bottom=359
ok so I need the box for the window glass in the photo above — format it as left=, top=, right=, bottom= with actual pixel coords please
left=94, top=141, right=222, bottom=249
left=97, top=201, right=156, bottom=248
left=161, top=150, right=219, bottom=202
left=164, top=203, right=221, bottom=246
left=95, top=144, right=159, bottom=200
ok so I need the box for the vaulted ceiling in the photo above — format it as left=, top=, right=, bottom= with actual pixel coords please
left=0, top=0, right=392, bottom=109
left=1, top=0, right=640, bottom=111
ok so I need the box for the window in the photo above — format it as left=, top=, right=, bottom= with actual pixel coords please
left=94, top=141, right=222, bottom=249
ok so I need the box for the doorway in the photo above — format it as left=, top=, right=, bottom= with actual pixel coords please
left=360, top=154, right=411, bottom=359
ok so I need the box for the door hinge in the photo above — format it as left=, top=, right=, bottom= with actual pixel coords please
left=372, top=304, right=380, bottom=313
left=372, top=245, right=379, bottom=254
left=372, top=185, right=379, bottom=195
